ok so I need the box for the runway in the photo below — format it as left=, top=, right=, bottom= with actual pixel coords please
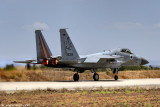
left=0, top=78, right=160, bottom=92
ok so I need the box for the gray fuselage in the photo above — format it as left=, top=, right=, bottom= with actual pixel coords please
left=56, top=48, right=148, bottom=70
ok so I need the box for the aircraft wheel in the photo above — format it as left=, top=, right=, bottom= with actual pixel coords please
left=93, top=73, right=99, bottom=81
left=114, top=75, right=118, bottom=80
left=73, top=73, right=79, bottom=81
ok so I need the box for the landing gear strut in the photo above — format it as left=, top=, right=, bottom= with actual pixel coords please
left=91, top=69, right=99, bottom=81
left=93, top=73, right=99, bottom=81
left=113, top=68, right=119, bottom=81
left=73, top=73, right=79, bottom=81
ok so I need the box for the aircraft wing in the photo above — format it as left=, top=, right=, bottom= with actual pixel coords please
left=84, top=55, right=123, bottom=63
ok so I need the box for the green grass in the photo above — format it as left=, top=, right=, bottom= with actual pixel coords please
left=125, top=89, right=133, bottom=94
left=1, top=87, right=159, bottom=107
left=10, top=75, right=15, bottom=79
left=0, top=87, right=152, bottom=95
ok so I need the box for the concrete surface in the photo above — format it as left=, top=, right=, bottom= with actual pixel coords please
left=0, top=78, right=160, bottom=92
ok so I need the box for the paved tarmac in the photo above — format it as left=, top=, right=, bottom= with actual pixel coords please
left=0, top=78, right=160, bottom=92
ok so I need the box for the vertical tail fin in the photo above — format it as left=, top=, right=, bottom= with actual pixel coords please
left=35, top=30, right=52, bottom=63
left=60, top=29, right=79, bottom=60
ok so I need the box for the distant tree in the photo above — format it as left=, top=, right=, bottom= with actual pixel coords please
left=149, top=65, right=153, bottom=70
left=119, top=66, right=148, bottom=71
left=148, top=65, right=160, bottom=70
left=4, top=64, right=16, bottom=70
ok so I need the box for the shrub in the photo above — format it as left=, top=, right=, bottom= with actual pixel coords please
left=97, top=68, right=109, bottom=72
left=149, top=65, right=160, bottom=70
left=40, top=65, right=47, bottom=69
left=119, top=66, right=149, bottom=71
left=4, top=64, right=16, bottom=71
left=140, top=65, right=148, bottom=70
left=153, top=67, right=160, bottom=70
left=32, top=64, right=37, bottom=70
left=106, top=70, right=110, bottom=75
left=10, top=75, right=15, bottom=79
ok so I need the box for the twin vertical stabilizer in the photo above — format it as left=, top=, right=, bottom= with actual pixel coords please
left=35, top=30, right=52, bottom=63
left=35, top=29, right=79, bottom=63
left=60, top=29, right=79, bottom=60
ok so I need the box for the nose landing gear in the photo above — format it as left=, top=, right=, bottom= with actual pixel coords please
left=73, top=73, right=79, bottom=81
left=114, top=75, right=118, bottom=80
left=113, top=68, right=119, bottom=81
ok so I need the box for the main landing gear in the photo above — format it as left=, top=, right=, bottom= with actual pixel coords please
left=93, top=73, right=99, bottom=81
left=114, top=75, right=118, bottom=80
left=113, top=68, right=119, bottom=80
left=91, top=69, right=99, bottom=81
left=73, top=68, right=118, bottom=81
left=73, top=73, right=79, bottom=81
left=73, top=69, right=99, bottom=81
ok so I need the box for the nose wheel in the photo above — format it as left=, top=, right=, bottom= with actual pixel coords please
left=73, top=73, right=79, bottom=81
left=93, top=73, right=99, bottom=81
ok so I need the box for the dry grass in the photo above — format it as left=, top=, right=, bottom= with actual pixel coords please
left=118, top=70, right=160, bottom=79
left=0, top=88, right=160, bottom=106
left=0, top=67, right=160, bottom=106
left=0, top=67, right=160, bottom=81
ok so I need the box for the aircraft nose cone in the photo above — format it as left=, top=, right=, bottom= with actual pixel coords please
left=141, top=58, right=149, bottom=65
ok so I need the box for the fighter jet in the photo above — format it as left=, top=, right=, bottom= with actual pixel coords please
left=14, top=29, right=149, bottom=81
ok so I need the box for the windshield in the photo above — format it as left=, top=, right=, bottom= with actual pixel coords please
left=120, top=49, right=133, bottom=54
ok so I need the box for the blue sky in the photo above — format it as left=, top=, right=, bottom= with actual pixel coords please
left=0, top=0, right=160, bottom=67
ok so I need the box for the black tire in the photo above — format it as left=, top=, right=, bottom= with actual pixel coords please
left=93, top=73, right=99, bottom=81
left=73, top=73, right=79, bottom=81
left=114, top=75, right=118, bottom=80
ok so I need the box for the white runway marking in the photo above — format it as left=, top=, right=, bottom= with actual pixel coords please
left=0, top=78, right=160, bottom=92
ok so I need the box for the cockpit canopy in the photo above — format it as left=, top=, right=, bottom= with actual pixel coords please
left=120, top=48, right=133, bottom=54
